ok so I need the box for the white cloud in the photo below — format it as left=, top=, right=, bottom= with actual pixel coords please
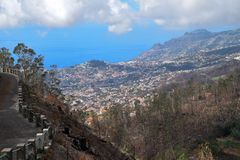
left=0, top=0, right=132, bottom=33
left=136, top=0, right=240, bottom=28
left=0, top=0, right=25, bottom=27
left=0, top=0, right=240, bottom=34
left=108, top=22, right=132, bottom=34
left=22, top=0, right=83, bottom=27
left=36, top=30, right=48, bottom=38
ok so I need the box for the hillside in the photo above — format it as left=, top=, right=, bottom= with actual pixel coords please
left=94, top=65, right=240, bottom=159
left=0, top=43, right=134, bottom=160
left=137, top=28, right=240, bottom=61
left=21, top=83, right=133, bottom=160
left=1, top=28, right=240, bottom=160
left=58, top=28, right=240, bottom=113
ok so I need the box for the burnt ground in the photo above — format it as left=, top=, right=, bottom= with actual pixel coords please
left=24, top=84, right=134, bottom=160
left=0, top=73, right=37, bottom=150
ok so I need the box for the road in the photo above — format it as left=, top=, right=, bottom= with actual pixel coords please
left=0, top=73, right=37, bottom=149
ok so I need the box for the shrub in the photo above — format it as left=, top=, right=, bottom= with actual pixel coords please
left=177, top=153, right=188, bottom=160
left=231, top=128, right=240, bottom=139
left=209, top=140, right=222, bottom=155
left=197, top=143, right=214, bottom=160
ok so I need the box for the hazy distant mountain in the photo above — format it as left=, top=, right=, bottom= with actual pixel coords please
left=137, top=28, right=240, bottom=61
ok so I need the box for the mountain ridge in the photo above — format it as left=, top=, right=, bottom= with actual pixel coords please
left=58, top=28, right=240, bottom=112
left=136, top=28, right=240, bottom=61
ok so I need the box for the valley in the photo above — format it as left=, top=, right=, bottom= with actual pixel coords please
left=58, top=29, right=240, bottom=113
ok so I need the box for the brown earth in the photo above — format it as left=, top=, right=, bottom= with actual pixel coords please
left=23, top=85, right=134, bottom=160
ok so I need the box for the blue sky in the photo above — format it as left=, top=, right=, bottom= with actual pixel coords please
left=0, top=22, right=187, bottom=67
left=0, top=0, right=240, bottom=68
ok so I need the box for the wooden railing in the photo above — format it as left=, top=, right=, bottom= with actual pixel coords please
left=0, top=67, right=20, bottom=76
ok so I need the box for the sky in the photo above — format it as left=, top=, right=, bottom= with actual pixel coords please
left=0, top=0, right=240, bottom=68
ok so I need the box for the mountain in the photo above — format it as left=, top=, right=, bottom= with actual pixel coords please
left=58, top=28, right=240, bottom=112
left=55, top=28, right=240, bottom=160
left=137, top=28, right=240, bottom=61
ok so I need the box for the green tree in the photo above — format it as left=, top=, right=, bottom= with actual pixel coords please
left=0, top=47, right=14, bottom=68
left=47, top=64, right=62, bottom=96
left=13, top=43, right=37, bottom=82
left=13, top=43, right=46, bottom=96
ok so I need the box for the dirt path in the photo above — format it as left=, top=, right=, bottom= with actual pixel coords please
left=0, top=73, right=37, bottom=149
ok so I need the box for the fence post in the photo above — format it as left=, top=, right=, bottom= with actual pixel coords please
left=27, top=139, right=37, bottom=160
left=0, top=67, right=19, bottom=76
left=43, top=128, right=50, bottom=146
left=36, top=133, right=44, bottom=152
left=40, top=115, right=47, bottom=129
left=22, top=105, right=27, bottom=118
left=16, top=143, right=26, bottom=160
left=1, top=148, right=13, bottom=160
left=35, top=113, right=41, bottom=127
left=28, top=109, right=34, bottom=122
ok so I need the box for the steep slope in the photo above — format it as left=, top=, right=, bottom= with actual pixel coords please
left=22, top=84, right=134, bottom=160
left=137, top=28, right=240, bottom=61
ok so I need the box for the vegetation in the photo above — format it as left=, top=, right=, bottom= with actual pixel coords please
left=0, top=43, right=61, bottom=98
left=88, top=70, right=240, bottom=159
left=0, top=47, right=14, bottom=68
left=2, top=43, right=240, bottom=159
